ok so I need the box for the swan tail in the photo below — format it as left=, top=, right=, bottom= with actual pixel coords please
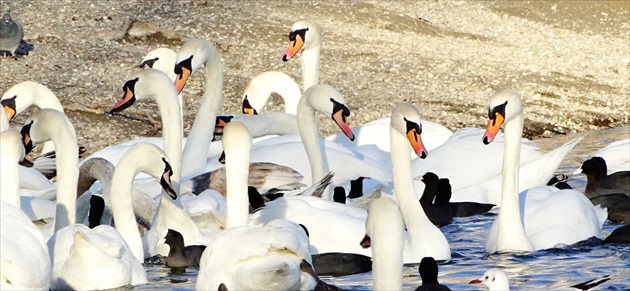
left=297, top=172, right=335, bottom=198
left=350, top=188, right=383, bottom=210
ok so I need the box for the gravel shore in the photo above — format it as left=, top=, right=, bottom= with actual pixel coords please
left=2, top=1, right=628, bottom=156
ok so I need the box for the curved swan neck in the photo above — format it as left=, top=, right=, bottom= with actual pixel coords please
left=151, top=83, right=183, bottom=193
left=301, top=47, right=320, bottom=91
left=181, top=46, right=223, bottom=177
left=52, top=118, right=80, bottom=232
left=390, top=128, right=431, bottom=235
left=0, top=131, right=22, bottom=207
left=496, top=112, right=532, bottom=252
left=110, top=157, right=145, bottom=262
left=296, top=96, right=331, bottom=200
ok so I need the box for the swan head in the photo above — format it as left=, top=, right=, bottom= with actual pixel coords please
left=174, top=38, right=219, bottom=94
left=120, top=143, right=178, bottom=200
left=140, top=48, right=178, bottom=81
left=109, top=69, right=176, bottom=114
left=20, top=109, right=72, bottom=155
left=1, top=81, right=59, bottom=121
left=391, top=103, right=428, bottom=159
left=303, top=84, right=354, bottom=141
left=282, top=19, right=322, bottom=62
left=470, top=268, right=510, bottom=290
left=483, top=89, right=523, bottom=145
left=241, top=71, right=301, bottom=115
left=360, top=197, right=404, bottom=248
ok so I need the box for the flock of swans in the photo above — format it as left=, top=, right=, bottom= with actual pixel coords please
left=1, top=18, right=628, bottom=290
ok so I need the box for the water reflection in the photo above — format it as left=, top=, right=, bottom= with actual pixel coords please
left=133, top=126, right=630, bottom=290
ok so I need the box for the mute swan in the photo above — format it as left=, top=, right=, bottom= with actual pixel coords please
left=242, top=71, right=302, bottom=115
left=361, top=198, right=404, bottom=290
left=1, top=80, right=69, bottom=154
left=1, top=81, right=65, bottom=194
left=20, top=109, right=174, bottom=289
left=140, top=47, right=184, bottom=126
left=0, top=130, right=51, bottom=290
left=197, top=122, right=317, bottom=290
left=280, top=19, right=453, bottom=154
left=481, top=90, right=606, bottom=253
left=252, top=103, right=451, bottom=262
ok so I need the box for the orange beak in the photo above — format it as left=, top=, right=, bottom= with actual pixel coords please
left=109, top=87, right=135, bottom=113
left=332, top=109, right=355, bottom=141
left=3, top=105, right=15, bottom=121
left=282, top=34, right=304, bottom=61
left=174, top=66, right=191, bottom=94
left=482, top=112, right=505, bottom=145
left=242, top=97, right=258, bottom=115
left=407, top=127, right=428, bottom=159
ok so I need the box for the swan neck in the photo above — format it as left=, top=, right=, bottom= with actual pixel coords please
left=53, top=125, right=80, bottom=232
left=496, top=113, right=532, bottom=252
left=1, top=152, right=21, bottom=208
left=110, top=160, right=145, bottom=262
left=301, top=47, right=320, bottom=90
left=372, top=214, right=404, bottom=290
left=225, top=143, right=251, bottom=229
left=297, top=97, right=331, bottom=200
left=390, top=129, right=431, bottom=235
left=181, top=53, right=223, bottom=177
left=153, top=84, right=183, bottom=193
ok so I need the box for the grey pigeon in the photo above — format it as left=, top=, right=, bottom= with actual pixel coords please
left=0, top=13, right=23, bottom=56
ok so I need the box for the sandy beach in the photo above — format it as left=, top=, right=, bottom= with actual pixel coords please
left=1, top=0, right=628, bottom=156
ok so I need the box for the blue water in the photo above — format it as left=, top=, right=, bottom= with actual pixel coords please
left=133, top=126, right=630, bottom=290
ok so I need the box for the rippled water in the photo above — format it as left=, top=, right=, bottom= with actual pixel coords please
left=133, top=126, right=630, bottom=290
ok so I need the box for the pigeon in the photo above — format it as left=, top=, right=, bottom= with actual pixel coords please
left=0, top=13, right=24, bottom=57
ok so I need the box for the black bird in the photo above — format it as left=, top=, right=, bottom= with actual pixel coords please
left=590, top=193, right=630, bottom=224
left=419, top=173, right=453, bottom=226
left=603, top=224, right=630, bottom=244
left=576, top=157, right=630, bottom=198
left=415, top=257, right=451, bottom=291
left=164, top=229, right=206, bottom=268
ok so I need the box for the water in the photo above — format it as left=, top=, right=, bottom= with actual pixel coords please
left=133, top=126, right=630, bottom=290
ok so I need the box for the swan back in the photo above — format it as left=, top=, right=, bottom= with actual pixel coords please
left=223, top=122, right=252, bottom=228
left=366, top=198, right=404, bottom=290
left=242, top=71, right=301, bottom=115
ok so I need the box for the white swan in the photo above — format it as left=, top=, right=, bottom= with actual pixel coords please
left=481, top=90, right=606, bottom=253
left=592, top=138, right=629, bottom=174
left=242, top=71, right=302, bottom=115
left=362, top=198, right=404, bottom=290
left=197, top=122, right=317, bottom=290
left=251, top=103, right=451, bottom=262
left=0, top=129, right=51, bottom=290
left=20, top=109, right=148, bottom=289
left=140, top=47, right=184, bottom=126
left=1, top=80, right=70, bottom=153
